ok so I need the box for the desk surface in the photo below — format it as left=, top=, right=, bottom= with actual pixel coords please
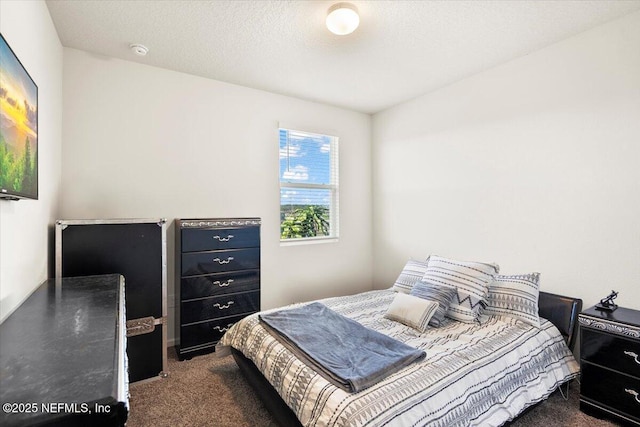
left=0, top=274, right=125, bottom=426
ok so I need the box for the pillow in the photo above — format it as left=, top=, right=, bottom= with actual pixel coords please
left=384, top=293, right=439, bottom=333
left=484, top=273, right=541, bottom=327
left=421, top=255, right=499, bottom=323
left=392, top=258, right=429, bottom=294
left=410, top=280, right=457, bottom=327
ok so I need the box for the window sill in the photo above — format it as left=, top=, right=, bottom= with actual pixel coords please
left=280, top=237, right=339, bottom=246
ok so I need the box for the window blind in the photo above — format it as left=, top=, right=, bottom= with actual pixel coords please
left=279, top=128, right=339, bottom=240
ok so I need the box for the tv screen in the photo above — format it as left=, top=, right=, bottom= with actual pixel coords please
left=0, top=33, right=38, bottom=200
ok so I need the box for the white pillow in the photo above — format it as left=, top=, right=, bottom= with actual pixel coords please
left=392, top=258, right=429, bottom=294
left=421, top=255, right=499, bottom=323
left=484, top=273, right=541, bottom=327
left=384, top=293, right=439, bottom=333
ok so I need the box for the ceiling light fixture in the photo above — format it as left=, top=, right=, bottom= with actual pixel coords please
left=326, top=3, right=359, bottom=36
left=129, top=43, right=149, bottom=56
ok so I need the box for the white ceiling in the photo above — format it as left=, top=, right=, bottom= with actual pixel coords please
left=46, top=0, right=640, bottom=114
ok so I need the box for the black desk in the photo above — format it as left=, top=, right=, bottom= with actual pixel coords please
left=0, top=275, right=128, bottom=427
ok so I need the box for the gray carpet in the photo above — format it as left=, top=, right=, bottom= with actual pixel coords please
left=127, top=348, right=621, bottom=427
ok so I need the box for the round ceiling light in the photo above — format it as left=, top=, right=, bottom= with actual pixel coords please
left=326, top=3, right=360, bottom=35
left=129, top=43, right=149, bottom=56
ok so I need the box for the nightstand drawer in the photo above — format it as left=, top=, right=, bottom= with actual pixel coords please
left=582, top=328, right=640, bottom=378
left=179, top=314, right=250, bottom=350
left=181, top=270, right=259, bottom=300
left=182, top=248, right=260, bottom=275
left=581, top=363, right=640, bottom=423
left=181, top=291, right=260, bottom=324
left=182, top=227, right=259, bottom=252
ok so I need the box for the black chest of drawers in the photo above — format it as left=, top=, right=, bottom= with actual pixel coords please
left=175, top=218, right=261, bottom=360
left=579, top=306, right=640, bottom=425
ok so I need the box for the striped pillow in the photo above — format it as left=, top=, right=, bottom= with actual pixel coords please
left=410, top=280, right=457, bottom=327
left=392, top=259, right=429, bottom=294
left=484, top=273, right=541, bottom=327
left=384, top=293, right=439, bottom=333
left=422, top=255, right=499, bottom=323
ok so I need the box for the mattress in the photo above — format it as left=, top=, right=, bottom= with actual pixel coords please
left=217, top=289, right=579, bottom=427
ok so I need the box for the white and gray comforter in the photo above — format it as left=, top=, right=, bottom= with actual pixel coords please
left=217, top=289, right=579, bottom=427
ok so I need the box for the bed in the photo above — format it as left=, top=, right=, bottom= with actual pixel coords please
left=217, top=285, right=581, bottom=427
left=218, top=253, right=583, bottom=427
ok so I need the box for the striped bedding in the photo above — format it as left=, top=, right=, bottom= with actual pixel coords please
left=217, top=289, right=579, bottom=427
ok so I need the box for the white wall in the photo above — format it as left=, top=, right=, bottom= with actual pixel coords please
left=0, top=1, right=63, bottom=322
left=372, top=11, right=640, bottom=310
left=61, top=49, right=372, bottom=343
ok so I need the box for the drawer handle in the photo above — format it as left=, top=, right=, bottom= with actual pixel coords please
left=625, top=388, right=640, bottom=404
left=213, top=257, right=234, bottom=264
left=213, top=235, right=234, bottom=242
left=212, top=324, right=233, bottom=333
left=212, top=279, right=234, bottom=287
left=624, top=351, right=640, bottom=365
left=213, top=301, right=234, bottom=310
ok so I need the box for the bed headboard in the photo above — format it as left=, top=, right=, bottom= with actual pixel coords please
left=538, top=291, right=582, bottom=351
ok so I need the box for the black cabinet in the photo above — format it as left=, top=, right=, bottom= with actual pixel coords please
left=579, top=306, right=640, bottom=425
left=175, top=218, right=261, bottom=360
left=55, top=219, right=168, bottom=383
left=0, top=275, right=128, bottom=427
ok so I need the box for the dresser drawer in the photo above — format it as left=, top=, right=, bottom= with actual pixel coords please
left=179, top=314, right=250, bottom=350
left=181, top=270, right=259, bottom=300
left=182, top=248, right=260, bottom=275
left=582, top=328, right=640, bottom=378
left=182, top=227, right=259, bottom=252
left=181, top=291, right=260, bottom=325
left=581, top=363, right=640, bottom=423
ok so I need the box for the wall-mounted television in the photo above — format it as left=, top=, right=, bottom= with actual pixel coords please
left=0, top=33, right=38, bottom=201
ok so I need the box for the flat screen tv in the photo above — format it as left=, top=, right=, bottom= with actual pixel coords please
left=0, top=33, right=38, bottom=200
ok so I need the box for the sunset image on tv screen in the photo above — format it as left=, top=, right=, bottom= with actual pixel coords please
left=0, top=33, right=38, bottom=200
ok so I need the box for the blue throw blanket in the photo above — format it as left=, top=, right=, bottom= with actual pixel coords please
left=259, top=302, right=426, bottom=392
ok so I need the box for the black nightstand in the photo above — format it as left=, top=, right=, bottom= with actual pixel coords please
left=578, top=306, right=640, bottom=425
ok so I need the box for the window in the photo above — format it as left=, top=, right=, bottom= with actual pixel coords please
left=279, top=128, right=339, bottom=241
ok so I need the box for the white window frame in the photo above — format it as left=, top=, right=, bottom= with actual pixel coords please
left=279, top=127, right=339, bottom=244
